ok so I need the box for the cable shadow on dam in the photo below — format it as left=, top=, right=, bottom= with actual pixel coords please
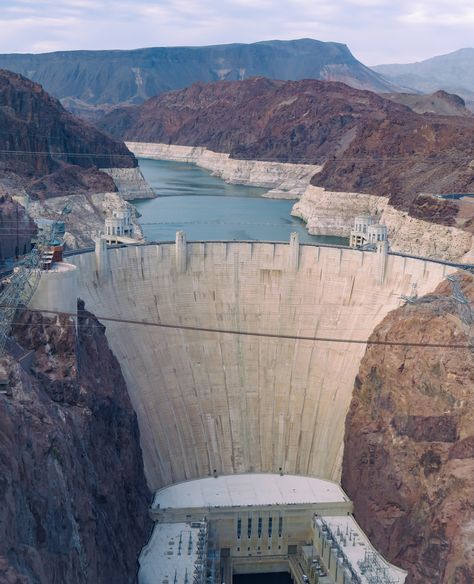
left=59, top=238, right=455, bottom=491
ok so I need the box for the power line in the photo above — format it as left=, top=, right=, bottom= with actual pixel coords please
left=0, top=149, right=133, bottom=159
left=0, top=147, right=473, bottom=165
left=7, top=306, right=473, bottom=350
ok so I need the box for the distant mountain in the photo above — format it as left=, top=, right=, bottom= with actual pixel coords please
left=100, top=77, right=474, bottom=224
left=373, top=48, right=474, bottom=110
left=382, top=90, right=472, bottom=117
left=0, top=39, right=397, bottom=118
left=0, top=69, right=135, bottom=199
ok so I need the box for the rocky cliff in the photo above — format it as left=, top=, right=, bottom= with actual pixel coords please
left=0, top=39, right=396, bottom=118
left=291, top=185, right=473, bottom=261
left=0, top=69, right=136, bottom=199
left=100, top=78, right=474, bottom=225
left=0, top=194, right=36, bottom=261
left=342, top=273, right=474, bottom=583
left=27, top=192, right=144, bottom=249
left=0, top=301, right=151, bottom=583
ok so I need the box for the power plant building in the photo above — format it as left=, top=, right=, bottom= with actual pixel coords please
left=139, top=473, right=407, bottom=584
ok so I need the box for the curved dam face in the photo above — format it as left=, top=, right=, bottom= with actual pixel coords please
left=68, top=242, right=452, bottom=490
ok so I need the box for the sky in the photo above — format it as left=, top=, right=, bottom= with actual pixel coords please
left=0, top=0, right=473, bottom=65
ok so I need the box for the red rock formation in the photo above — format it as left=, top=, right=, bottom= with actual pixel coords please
left=100, top=78, right=474, bottom=224
left=342, top=274, right=474, bottom=583
left=0, top=301, right=151, bottom=583
left=0, top=69, right=136, bottom=199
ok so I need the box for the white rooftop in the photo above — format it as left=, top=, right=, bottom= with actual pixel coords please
left=138, top=521, right=206, bottom=584
left=48, top=261, right=76, bottom=273
left=317, top=515, right=407, bottom=584
left=153, top=473, right=348, bottom=509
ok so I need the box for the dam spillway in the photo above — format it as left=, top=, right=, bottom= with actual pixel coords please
left=64, top=240, right=453, bottom=490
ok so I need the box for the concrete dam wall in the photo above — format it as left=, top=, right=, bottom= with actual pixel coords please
left=65, top=241, right=453, bottom=490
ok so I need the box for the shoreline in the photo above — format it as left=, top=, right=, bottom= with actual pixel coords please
left=126, top=141, right=321, bottom=196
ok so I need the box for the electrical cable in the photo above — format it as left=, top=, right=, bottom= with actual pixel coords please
left=0, top=147, right=473, bottom=164
left=4, top=306, right=472, bottom=350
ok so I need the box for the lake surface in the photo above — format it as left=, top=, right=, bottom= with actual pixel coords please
left=133, top=158, right=347, bottom=245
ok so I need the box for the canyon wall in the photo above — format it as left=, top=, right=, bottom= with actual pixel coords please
left=292, top=185, right=474, bottom=262
left=0, top=304, right=151, bottom=583
left=0, top=69, right=135, bottom=199
left=342, top=274, right=474, bottom=583
left=61, top=242, right=454, bottom=490
left=0, top=195, right=36, bottom=261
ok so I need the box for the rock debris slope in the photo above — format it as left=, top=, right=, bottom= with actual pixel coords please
left=342, top=273, right=474, bottom=583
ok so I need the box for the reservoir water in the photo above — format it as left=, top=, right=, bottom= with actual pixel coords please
left=133, top=158, right=347, bottom=245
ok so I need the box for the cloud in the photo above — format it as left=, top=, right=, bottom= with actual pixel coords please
left=400, top=6, right=474, bottom=26
left=0, top=0, right=472, bottom=63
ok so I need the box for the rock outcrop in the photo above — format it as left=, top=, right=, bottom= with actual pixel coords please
left=382, top=90, right=473, bottom=117
left=27, top=192, right=143, bottom=249
left=292, top=185, right=473, bottom=261
left=0, top=194, right=36, bottom=261
left=0, top=302, right=151, bottom=583
left=342, top=273, right=474, bottom=583
left=99, top=167, right=155, bottom=200
left=0, top=69, right=136, bottom=199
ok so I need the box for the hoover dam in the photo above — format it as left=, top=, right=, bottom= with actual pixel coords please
left=33, top=236, right=455, bottom=491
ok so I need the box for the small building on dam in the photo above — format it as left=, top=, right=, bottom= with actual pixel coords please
left=28, top=232, right=458, bottom=584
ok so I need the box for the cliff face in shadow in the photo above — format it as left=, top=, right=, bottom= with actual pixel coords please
left=0, top=301, right=151, bottom=583
left=0, top=69, right=136, bottom=199
left=0, top=195, right=36, bottom=261
left=342, top=274, right=474, bottom=583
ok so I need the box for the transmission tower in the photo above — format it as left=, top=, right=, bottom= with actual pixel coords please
left=0, top=204, right=71, bottom=358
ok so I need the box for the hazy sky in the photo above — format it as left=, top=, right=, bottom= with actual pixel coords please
left=1, top=0, right=473, bottom=65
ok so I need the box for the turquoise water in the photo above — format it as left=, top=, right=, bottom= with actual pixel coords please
left=133, top=158, right=347, bottom=245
